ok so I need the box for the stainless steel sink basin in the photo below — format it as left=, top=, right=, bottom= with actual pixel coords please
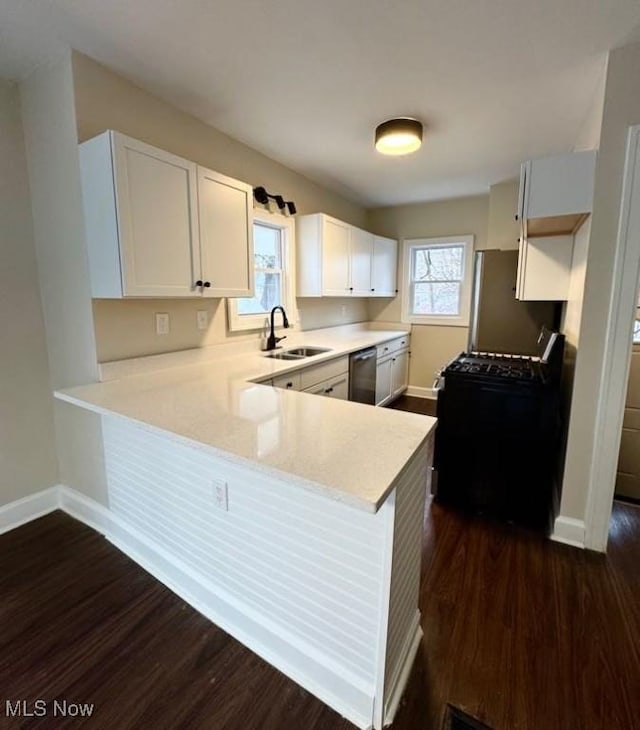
left=284, top=347, right=332, bottom=357
left=265, top=352, right=306, bottom=360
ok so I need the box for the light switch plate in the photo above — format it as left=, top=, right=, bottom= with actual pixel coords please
left=155, top=312, right=170, bottom=335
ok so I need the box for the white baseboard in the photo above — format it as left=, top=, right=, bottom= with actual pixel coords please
left=0, top=486, right=60, bottom=535
left=1, top=486, right=374, bottom=730
left=383, top=611, right=423, bottom=725
left=405, top=386, right=437, bottom=400
left=551, top=516, right=586, bottom=549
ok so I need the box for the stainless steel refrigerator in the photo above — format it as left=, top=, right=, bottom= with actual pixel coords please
left=469, top=250, right=558, bottom=355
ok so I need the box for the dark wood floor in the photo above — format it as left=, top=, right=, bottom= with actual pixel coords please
left=388, top=394, right=437, bottom=417
left=1, top=502, right=638, bottom=729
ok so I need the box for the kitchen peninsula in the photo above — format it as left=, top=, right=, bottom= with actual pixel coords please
left=56, top=325, right=437, bottom=730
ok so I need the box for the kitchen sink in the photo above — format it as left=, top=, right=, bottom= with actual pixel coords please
left=265, top=352, right=306, bottom=360
left=284, top=347, right=332, bottom=357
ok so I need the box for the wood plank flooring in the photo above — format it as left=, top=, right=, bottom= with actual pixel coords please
left=388, top=395, right=437, bottom=417
left=0, top=501, right=638, bottom=729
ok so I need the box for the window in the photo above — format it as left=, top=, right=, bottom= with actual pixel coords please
left=401, top=235, right=474, bottom=326
left=227, top=210, right=296, bottom=332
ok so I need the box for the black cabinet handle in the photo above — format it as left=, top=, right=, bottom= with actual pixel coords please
left=349, top=287, right=354, bottom=291
left=195, top=280, right=203, bottom=287
left=395, top=288, right=399, bottom=294
left=515, top=214, right=519, bottom=221
left=203, top=281, right=211, bottom=288
left=371, top=288, right=375, bottom=292
left=286, top=382, right=293, bottom=388
left=325, top=387, right=333, bottom=394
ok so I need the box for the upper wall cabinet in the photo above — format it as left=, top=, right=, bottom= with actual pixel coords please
left=296, top=213, right=397, bottom=298
left=371, top=235, right=398, bottom=297
left=197, top=166, right=254, bottom=298
left=79, top=131, right=253, bottom=298
left=518, top=150, right=597, bottom=237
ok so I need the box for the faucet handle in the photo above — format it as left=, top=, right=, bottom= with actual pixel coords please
left=276, top=335, right=287, bottom=344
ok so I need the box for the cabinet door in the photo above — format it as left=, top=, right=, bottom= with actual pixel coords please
left=391, top=350, right=409, bottom=397
left=322, top=217, right=351, bottom=296
left=518, top=235, right=573, bottom=301
left=198, top=167, right=253, bottom=298
left=371, top=236, right=397, bottom=297
left=375, top=357, right=393, bottom=406
left=350, top=227, right=373, bottom=296
left=328, top=374, right=349, bottom=400
left=113, top=133, right=200, bottom=297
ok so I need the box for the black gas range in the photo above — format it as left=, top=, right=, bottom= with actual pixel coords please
left=434, top=328, right=564, bottom=531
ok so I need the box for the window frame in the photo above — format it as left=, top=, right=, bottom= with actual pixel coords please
left=227, top=209, right=297, bottom=332
left=400, top=235, right=475, bottom=327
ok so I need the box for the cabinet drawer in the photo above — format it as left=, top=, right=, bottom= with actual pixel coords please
left=272, top=372, right=302, bottom=391
left=377, top=336, right=409, bottom=359
left=299, top=356, right=349, bottom=389
left=302, top=373, right=349, bottom=400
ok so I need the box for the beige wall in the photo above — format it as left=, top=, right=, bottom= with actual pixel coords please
left=20, top=54, right=108, bottom=505
left=560, top=41, right=640, bottom=523
left=93, top=297, right=369, bottom=362
left=487, top=179, right=519, bottom=251
left=0, top=80, right=58, bottom=505
left=367, top=194, right=490, bottom=388
left=72, top=52, right=369, bottom=362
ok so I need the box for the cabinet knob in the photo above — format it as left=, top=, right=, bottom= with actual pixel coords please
left=370, top=288, right=375, bottom=292
left=395, top=289, right=399, bottom=294
left=515, top=214, right=519, bottom=221
left=195, top=280, right=203, bottom=287
left=203, top=281, right=211, bottom=288
left=349, top=287, right=354, bottom=291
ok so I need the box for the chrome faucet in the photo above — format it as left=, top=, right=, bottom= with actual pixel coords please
left=266, top=306, right=290, bottom=351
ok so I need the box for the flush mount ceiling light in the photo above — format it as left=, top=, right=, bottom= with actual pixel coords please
left=375, top=118, right=423, bottom=156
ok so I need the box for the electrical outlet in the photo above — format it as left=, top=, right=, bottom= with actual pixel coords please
left=212, top=479, right=228, bottom=511
left=155, top=312, right=170, bottom=335
left=196, top=310, right=209, bottom=331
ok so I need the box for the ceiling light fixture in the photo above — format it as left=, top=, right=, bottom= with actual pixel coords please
left=375, top=118, right=423, bottom=156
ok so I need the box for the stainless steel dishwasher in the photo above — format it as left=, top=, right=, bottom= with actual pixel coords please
left=348, top=347, right=377, bottom=404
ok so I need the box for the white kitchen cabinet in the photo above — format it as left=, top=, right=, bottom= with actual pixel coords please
left=518, top=151, right=596, bottom=237
left=272, top=372, right=302, bottom=391
left=79, top=130, right=253, bottom=298
left=375, top=357, right=393, bottom=406
left=321, top=217, right=351, bottom=296
left=197, top=166, right=253, bottom=297
left=516, top=234, right=574, bottom=301
left=391, top=349, right=410, bottom=398
left=297, top=214, right=396, bottom=298
left=303, top=372, right=349, bottom=400
left=375, top=336, right=410, bottom=406
left=371, top=236, right=398, bottom=297
left=350, top=227, right=373, bottom=296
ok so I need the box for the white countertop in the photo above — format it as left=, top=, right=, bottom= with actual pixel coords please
left=56, top=324, right=437, bottom=513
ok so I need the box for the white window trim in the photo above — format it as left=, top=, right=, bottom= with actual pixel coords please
left=227, top=209, right=297, bottom=332
left=400, top=234, right=475, bottom=327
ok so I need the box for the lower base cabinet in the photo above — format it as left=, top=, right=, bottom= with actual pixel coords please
left=376, top=339, right=410, bottom=406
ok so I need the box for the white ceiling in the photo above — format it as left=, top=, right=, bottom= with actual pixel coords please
left=1, top=0, right=640, bottom=207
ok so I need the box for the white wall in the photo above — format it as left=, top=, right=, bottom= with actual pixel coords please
left=0, top=79, right=58, bottom=505
left=559, top=40, right=640, bottom=526
left=20, top=53, right=108, bottom=505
